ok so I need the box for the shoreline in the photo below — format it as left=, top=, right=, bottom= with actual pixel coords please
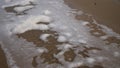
left=0, top=44, right=9, bottom=68
left=64, top=0, right=120, bottom=34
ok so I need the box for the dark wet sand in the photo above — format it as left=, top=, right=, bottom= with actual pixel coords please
left=0, top=45, right=9, bottom=68
left=64, top=0, right=120, bottom=34
left=17, top=30, right=104, bottom=67
left=17, top=30, right=76, bottom=65
left=1, top=0, right=120, bottom=68
left=4, top=2, right=35, bottom=15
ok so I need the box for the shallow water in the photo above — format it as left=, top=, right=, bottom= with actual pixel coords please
left=0, top=0, right=120, bottom=68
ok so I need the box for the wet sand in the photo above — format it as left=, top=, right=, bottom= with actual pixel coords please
left=17, top=30, right=76, bottom=65
left=0, top=44, right=8, bottom=68
left=0, top=0, right=120, bottom=68
left=17, top=30, right=104, bottom=67
left=64, top=0, right=120, bottom=34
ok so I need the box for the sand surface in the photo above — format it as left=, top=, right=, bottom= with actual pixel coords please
left=0, top=45, right=8, bottom=68
left=64, top=0, right=120, bottom=34
left=0, top=0, right=120, bottom=68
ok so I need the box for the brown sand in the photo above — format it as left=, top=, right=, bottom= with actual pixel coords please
left=0, top=44, right=9, bottom=68
left=17, top=30, right=104, bottom=67
left=64, top=0, right=120, bottom=34
left=4, top=2, right=35, bottom=15
left=17, top=30, right=76, bottom=65
left=2, top=0, right=120, bottom=67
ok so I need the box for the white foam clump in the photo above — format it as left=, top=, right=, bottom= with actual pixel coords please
left=44, top=10, right=51, bottom=15
left=69, top=62, right=83, bottom=68
left=14, top=5, right=34, bottom=13
left=48, top=23, right=56, bottom=28
left=57, top=35, right=67, bottom=42
left=114, top=52, right=120, bottom=57
left=37, top=48, right=48, bottom=53
left=62, top=32, right=72, bottom=37
left=63, top=44, right=73, bottom=50
left=78, top=39, right=87, bottom=44
left=86, top=58, right=96, bottom=64
left=36, top=15, right=52, bottom=23
left=40, top=34, right=50, bottom=42
left=49, top=23, right=68, bottom=30
left=13, top=15, right=52, bottom=34
left=2, top=0, right=36, bottom=8
left=15, top=0, right=36, bottom=6
left=57, top=44, right=73, bottom=51
left=38, top=24, right=49, bottom=30
left=82, top=21, right=89, bottom=26
left=18, top=0, right=35, bottom=5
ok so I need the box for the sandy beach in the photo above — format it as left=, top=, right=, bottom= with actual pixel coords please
left=0, top=0, right=120, bottom=68
left=0, top=44, right=8, bottom=68
left=64, top=0, right=120, bottom=34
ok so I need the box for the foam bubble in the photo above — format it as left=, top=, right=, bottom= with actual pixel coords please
left=14, top=5, right=34, bottom=13
left=69, top=62, right=83, bottom=68
left=37, top=48, right=47, bottom=53
left=40, top=34, right=50, bottom=42
left=86, top=58, right=96, bottom=64
left=82, top=21, right=89, bottom=26
left=38, top=24, right=49, bottom=30
left=44, top=10, right=51, bottom=15
left=62, top=32, right=72, bottom=37
left=12, top=15, right=51, bottom=33
left=57, top=35, right=67, bottom=42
